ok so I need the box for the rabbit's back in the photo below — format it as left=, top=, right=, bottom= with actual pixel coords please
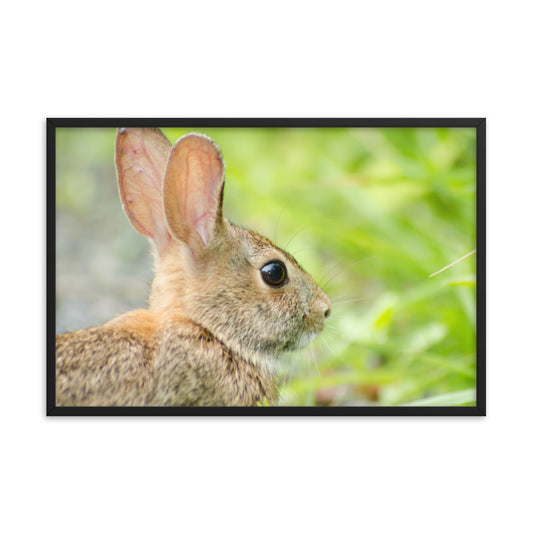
left=56, top=325, right=155, bottom=406
left=56, top=313, right=279, bottom=407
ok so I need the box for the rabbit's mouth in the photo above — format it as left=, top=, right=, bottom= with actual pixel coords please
left=296, top=329, right=319, bottom=350
left=294, top=315, right=325, bottom=350
left=262, top=321, right=321, bottom=355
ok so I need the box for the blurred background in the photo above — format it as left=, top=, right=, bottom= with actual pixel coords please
left=55, top=126, right=477, bottom=407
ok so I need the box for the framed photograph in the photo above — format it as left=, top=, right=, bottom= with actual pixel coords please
left=47, top=118, right=485, bottom=415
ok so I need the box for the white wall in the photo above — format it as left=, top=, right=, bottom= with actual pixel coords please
left=2, top=2, right=531, bottom=532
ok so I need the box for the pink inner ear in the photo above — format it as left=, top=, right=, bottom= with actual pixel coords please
left=121, top=164, right=162, bottom=236
left=182, top=148, right=222, bottom=246
left=116, top=128, right=172, bottom=248
left=164, top=134, right=224, bottom=250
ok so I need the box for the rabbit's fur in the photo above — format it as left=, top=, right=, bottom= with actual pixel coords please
left=56, top=128, right=330, bottom=406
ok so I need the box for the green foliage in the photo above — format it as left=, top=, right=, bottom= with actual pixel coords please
left=56, top=126, right=477, bottom=407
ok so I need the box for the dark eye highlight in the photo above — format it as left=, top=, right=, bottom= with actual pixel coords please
left=260, top=261, right=287, bottom=287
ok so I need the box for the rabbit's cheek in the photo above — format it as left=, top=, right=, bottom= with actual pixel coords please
left=303, top=307, right=326, bottom=335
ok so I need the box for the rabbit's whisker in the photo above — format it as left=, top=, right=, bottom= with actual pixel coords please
left=273, top=206, right=287, bottom=244
left=319, top=335, right=335, bottom=357
left=286, top=351, right=297, bottom=385
left=319, top=255, right=377, bottom=291
left=283, top=226, right=310, bottom=252
left=331, top=297, right=369, bottom=305
left=317, top=263, right=342, bottom=290
left=308, top=344, right=321, bottom=376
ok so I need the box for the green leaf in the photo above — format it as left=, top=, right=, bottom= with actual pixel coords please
left=402, top=389, right=476, bottom=407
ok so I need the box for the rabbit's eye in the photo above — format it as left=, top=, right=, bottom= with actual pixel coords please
left=260, top=261, right=287, bottom=287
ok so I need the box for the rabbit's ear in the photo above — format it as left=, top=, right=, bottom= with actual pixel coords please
left=115, top=128, right=172, bottom=248
left=163, top=133, right=225, bottom=253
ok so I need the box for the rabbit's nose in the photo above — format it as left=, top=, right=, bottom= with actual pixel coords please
left=318, top=291, right=331, bottom=318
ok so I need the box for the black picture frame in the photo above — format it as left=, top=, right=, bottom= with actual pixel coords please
left=47, top=118, right=486, bottom=416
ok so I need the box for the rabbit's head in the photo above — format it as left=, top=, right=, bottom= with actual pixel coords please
left=115, top=128, right=330, bottom=364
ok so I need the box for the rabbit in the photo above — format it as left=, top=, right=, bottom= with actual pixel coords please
left=55, top=128, right=331, bottom=407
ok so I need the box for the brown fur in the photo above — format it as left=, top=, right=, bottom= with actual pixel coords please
left=56, top=315, right=278, bottom=406
left=56, top=129, right=330, bottom=407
